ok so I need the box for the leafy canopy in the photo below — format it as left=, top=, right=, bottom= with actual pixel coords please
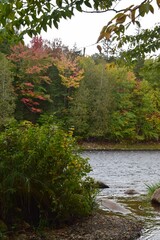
left=0, top=0, right=160, bottom=58
left=0, top=1, right=159, bottom=37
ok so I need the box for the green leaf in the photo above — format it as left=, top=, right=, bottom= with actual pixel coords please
left=84, top=0, right=92, bottom=8
left=149, top=4, right=154, bottom=14
left=16, top=0, right=23, bottom=9
left=130, top=9, right=136, bottom=23
left=139, top=5, right=144, bottom=16
left=139, top=3, right=149, bottom=17
left=65, top=10, right=73, bottom=19
left=53, top=20, right=58, bottom=29
left=61, top=11, right=67, bottom=19
left=46, top=2, right=51, bottom=11
left=48, top=19, right=52, bottom=28
left=56, top=0, right=62, bottom=8
left=5, top=4, right=12, bottom=18
left=42, top=23, right=47, bottom=32
left=144, top=3, right=150, bottom=13
left=28, top=30, right=33, bottom=38
left=25, top=16, right=30, bottom=25
left=76, top=2, right=82, bottom=12
left=116, top=14, right=126, bottom=24
left=135, top=21, right=141, bottom=28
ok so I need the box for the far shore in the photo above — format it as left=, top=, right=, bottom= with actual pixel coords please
left=79, top=141, right=160, bottom=151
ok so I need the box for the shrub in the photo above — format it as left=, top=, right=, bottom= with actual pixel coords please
left=0, top=120, right=97, bottom=227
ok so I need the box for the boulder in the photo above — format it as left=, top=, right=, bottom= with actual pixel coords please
left=100, top=198, right=131, bottom=214
left=151, top=188, right=160, bottom=204
left=96, top=181, right=109, bottom=189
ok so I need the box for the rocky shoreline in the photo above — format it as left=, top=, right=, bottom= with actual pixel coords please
left=9, top=210, right=143, bottom=240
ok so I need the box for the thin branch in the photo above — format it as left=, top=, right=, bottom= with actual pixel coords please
left=82, top=0, right=153, bottom=14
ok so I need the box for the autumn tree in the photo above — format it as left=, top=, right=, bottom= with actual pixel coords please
left=55, top=54, right=83, bottom=89
left=0, top=53, right=15, bottom=127
left=46, top=49, right=84, bottom=124
left=8, top=37, right=52, bottom=121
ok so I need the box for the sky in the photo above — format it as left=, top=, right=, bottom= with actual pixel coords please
left=24, top=1, right=160, bottom=55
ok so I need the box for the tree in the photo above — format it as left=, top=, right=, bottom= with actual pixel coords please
left=0, top=28, right=23, bottom=54
left=8, top=37, right=53, bottom=121
left=69, top=56, right=114, bottom=138
left=132, top=80, right=160, bottom=141
left=0, top=0, right=160, bottom=57
left=105, top=65, right=137, bottom=141
left=0, top=53, right=15, bottom=127
left=139, top=57, right=160, bottom=87
left=54, top=52, right=84, bottom=113
left=39, top=39, right=84, bottom=123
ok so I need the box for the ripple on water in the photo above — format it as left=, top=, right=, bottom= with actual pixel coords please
left=81, top=150, right=160, bottom=240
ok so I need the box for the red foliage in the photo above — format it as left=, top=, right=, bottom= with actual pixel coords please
left=8, top=37, right=52, bottom=113
left=31, top=36, right=43, bottom=50
left=31, top=107, right=42, bottom=113
left=36, top=95, right=46, bottom=101
left=24, top=82, right=34, bottom=87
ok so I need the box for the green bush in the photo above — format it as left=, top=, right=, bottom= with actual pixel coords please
left=0, top=120, right=97, bottom=227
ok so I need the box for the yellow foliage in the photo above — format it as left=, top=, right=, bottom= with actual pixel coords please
left=54, top=53, right=84, bottom=89
left=105, top=62, right=116, bottom=70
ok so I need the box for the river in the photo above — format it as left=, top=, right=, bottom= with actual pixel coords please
left=82, top=150, right=160, bottom=240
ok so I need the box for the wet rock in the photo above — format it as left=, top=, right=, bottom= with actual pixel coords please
left=100, top=198, right=131, bottom=214
left=151, top=201, right=160, bottom=211
left=151, top=188, right=160, bottom=204
left=124, top=189, right=139, bottom=195
left=96, top=181, right=109, bottom=189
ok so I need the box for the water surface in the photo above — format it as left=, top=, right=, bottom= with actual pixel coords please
left=82, top=150, right=160, bottom=197
left=82, top=150, right=160, bottom=240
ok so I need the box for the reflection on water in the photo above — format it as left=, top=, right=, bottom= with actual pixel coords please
left=82, top=150, right=160, bottom=240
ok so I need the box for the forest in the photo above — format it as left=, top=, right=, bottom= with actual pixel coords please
left=1, top=0, right=160, bottom=238
left=1, top=35, right=160, bottom=142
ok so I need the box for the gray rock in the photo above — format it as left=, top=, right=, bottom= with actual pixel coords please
left=151, top=188, right=160, bottom=204
left=100, top=198, right=131, bottom=214
left=96, top=181, right=109, bottom=189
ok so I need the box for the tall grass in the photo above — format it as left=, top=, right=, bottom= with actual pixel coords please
left=146, top=182, right=160, bottom=198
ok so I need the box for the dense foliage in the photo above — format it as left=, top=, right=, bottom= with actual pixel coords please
left=1, top=34, right=160, bottom=235
left=1, top=1, right=160, bottom=234
left=0, top=119, right=97, bottom=227
left=0, top=53, right=15, bottom=128
left=1, top=36, right=160, bottom=142
left=0, top=0, right=160, bottom=58
left=69, top=57, right=160, bottom=142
